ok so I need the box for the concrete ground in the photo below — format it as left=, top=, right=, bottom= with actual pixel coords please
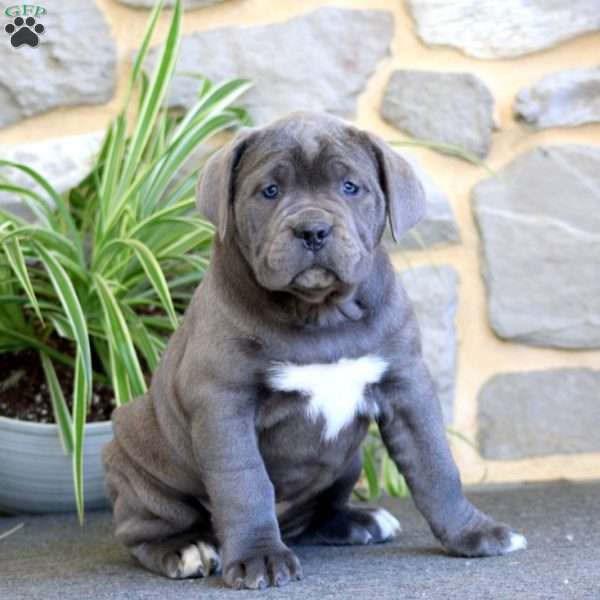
left=1, top=480, right=599, bottom=600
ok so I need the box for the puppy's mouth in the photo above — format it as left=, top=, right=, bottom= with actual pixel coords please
left=293, top=266, right=337, bottom=289
left=290, top=267, right=339, bottom=302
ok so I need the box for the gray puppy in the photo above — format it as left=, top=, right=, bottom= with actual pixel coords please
left=102, top=112, right=526, bottom=590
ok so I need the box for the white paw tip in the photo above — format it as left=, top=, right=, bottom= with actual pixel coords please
left=179, top=544, right=204, bottom=578
left=506, top=532, right=528, bottom=553
left=373, top=508, right=402, bottom=540
left=197, top=541, right=221, bottom=572
left=177, top=542, right=221, bottom=578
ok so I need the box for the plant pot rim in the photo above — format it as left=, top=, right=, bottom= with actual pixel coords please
left=0, top=415, right=112, bottom=435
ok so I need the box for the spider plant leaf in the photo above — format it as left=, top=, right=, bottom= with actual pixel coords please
left=0, top=209, right=27, bottom=230
left=121, top=304, right=161, bottom=372
left=130, top=216, right=209, bottom=254
left=164, top=174, right=198, bottom=209
left=156, top=227, right=213, bottom=258
left=362, top=444, right=381, bottom=501
left=107, top=335, right=133, bottom=407
left=0, top=324, right=74, bottom=370
left=143, top=112, right=246, bottom=212
left=0, top=523, right=24, bottom=541
left=137, top=70, right=150, bottom=115
left=47, top=312, right=73, bottom=340
left=72, top=350, right=88, bottom=525
left=0, top=226, right=81, bottom=267
left=0, top=182, right=54, bottom=226
left=128, top=196, right=196, bottom=240
left=118, top=0, right=182, bottom=198
left=446, top=427, right=478, bottom=451
left=0, top=294, right=26, bottom=305
left=99, top=114, right=127, bottom=226
left=2, top=235, right=43, bottom=323
left=170, top=78, right=252, bottom=145
left=40, top=352, right=74, bottom=455
left=93, top=274, right=147, bottom=397
left=31, top=241, right=92, bottom=397
left=0, top=161, right=82, bottom=251
left=129, top=0, right=165, bottom=94
left=107, top=238, right=179, bottom=329
left=139, top=314, right=174, bottom=331
left=382, top=453, right=402, bottom=497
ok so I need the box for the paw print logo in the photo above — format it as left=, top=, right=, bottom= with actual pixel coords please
left=4, top=16, right=45, bottom=48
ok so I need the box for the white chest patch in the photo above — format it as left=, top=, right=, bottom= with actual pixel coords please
left=268, top=355, right=388, bottom=441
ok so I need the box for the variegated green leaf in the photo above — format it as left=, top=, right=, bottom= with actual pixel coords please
left=40, top=352, right=74, bottom=455
left=3, top=236, right=43, bottom=322
left=72, top=351, right=88, bottom=525
left=93, top=274, right=147, bottom=397
left=31, top=242, right=92, bottom=396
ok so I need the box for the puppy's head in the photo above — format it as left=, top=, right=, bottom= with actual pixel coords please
left=197, top=112, right=425, bottom=303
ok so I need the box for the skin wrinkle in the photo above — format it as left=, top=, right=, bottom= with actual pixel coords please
left=102, top=112, right=526, bottom=588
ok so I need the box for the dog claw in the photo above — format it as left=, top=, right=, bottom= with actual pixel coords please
left=224, top=546, right=302, bottom=590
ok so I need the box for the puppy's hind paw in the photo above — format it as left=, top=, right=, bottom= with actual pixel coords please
left=505, top=532, right=528, bottom=553
left=170, top=541, right=221, bottom=579
left=371, top=508, right=402, bottom=541
left=309, top=506, right=401, bottom=545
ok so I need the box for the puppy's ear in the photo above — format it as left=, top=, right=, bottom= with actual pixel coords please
left=366, top=133, right=426, bottom=242
left=196, top=130, right=253, bottom=241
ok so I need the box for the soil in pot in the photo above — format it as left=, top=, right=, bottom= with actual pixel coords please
left=0, top=348, right=115, bottom=423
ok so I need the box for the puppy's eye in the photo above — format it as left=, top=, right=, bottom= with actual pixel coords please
left=262, top=184, right=279, bottom=200
left=342, top=180, right=360, bottom=196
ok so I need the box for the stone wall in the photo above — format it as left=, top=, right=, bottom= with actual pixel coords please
left=1, top=0, right=599, bottom=486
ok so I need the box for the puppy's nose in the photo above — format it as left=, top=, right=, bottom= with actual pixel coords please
left=293, top=222, right=332, bottom=252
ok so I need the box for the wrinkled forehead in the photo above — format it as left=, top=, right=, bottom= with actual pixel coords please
left=236, top=120, right=376, bottom=185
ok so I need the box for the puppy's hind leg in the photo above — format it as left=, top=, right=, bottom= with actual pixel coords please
left=288, top=453, right=401, bottom=546
left=104, top=444, right=220, bottom=580
left=114, top=497, right=221, bottom=580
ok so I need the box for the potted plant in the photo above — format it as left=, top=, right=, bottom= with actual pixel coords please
left=0, top=0, right=251, bottom=522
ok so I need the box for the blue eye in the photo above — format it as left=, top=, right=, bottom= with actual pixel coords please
left=262, top=184, right=279, bottom=199
left=342, top=180, right=360, bottom=196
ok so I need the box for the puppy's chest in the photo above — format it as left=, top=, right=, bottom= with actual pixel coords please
left=266, top=355, right=387, bottom=440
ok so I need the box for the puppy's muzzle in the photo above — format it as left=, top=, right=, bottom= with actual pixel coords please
left=288, top=208, right=334, bottom=253
left=293, top=221, right=332, bottom=252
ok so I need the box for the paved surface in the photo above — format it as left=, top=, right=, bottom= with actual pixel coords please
left=1, top=480, right=599, bottom=599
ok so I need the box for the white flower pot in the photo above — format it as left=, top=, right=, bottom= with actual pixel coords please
left=0, top=416, right=113, bottom=514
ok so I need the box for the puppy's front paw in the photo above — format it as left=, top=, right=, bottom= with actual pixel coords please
left=223, top=545, right=302, bottom=590
left=443, top=520, right=527, bottom=558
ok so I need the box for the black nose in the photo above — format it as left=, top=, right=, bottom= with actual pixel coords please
left=293, top=223, right=332, bottom=252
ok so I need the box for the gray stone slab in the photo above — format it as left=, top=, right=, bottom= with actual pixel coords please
left=0, top=1, right=117, bottom=128
left=145, top=7, right=393, bottom=124
left=0, top=132, right=103, bottom=221
left=381, top=70, right=495, bottom=158
left=399, top=266, right=459, bottom=423
left=405, top=0, right=600, bottom=59
left=478, top=369, right=600, bottom=460
left=515, top=67, right=600, bottom=129
left=385, top=151, right=460, bottom=250
left=2, top=480, right=600, bottom=599
left=472, top=145, right=600, bottom=349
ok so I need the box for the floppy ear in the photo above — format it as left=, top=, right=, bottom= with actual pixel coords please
left=367, top=133, right=426, bottom=242
left=196, top=130, right=252, bottom=241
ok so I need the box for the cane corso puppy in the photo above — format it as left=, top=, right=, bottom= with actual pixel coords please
left=102, top=111, right=526, bottom=590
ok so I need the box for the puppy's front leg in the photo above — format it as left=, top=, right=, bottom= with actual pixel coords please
left=377, top=359, right=527, bottom=557
left=191, top=390, right=302, bottom=590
